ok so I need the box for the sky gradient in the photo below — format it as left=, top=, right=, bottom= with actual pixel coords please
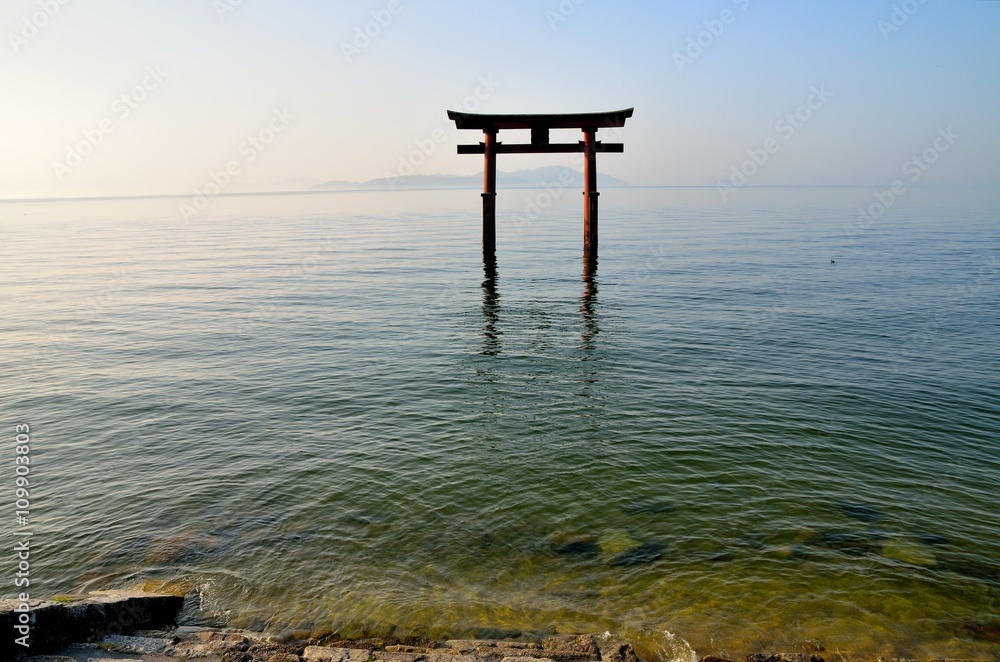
left=2, top=0, right=999, bottom=199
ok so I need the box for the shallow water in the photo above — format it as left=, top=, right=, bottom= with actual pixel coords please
left=2, top=187, right=998, bottom=660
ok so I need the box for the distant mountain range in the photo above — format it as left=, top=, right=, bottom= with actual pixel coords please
left=308, top=166, right=630, bottom=191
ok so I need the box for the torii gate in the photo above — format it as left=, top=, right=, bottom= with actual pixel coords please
left=448, top=108, right=633, bottom=262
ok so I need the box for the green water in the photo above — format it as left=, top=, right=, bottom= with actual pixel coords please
left=2, top=188, right=998, bottom=660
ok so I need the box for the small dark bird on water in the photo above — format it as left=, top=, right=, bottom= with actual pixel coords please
left=830, top=259, right=836, bottom=263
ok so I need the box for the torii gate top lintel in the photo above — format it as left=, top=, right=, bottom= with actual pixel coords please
left=447, top=107, right=634, bottom=131
left=449, top=107, right=633, bottom=262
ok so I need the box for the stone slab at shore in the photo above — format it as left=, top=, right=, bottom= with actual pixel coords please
left=0, top=591, right=992, bottom=662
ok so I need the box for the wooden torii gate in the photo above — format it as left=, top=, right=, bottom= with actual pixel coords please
left=448, top=108, right=633, bottom=262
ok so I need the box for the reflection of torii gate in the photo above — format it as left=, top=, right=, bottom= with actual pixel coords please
left=448, top=108, right=633, bottom=262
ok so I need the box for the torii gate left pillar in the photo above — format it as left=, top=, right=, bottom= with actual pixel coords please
left=449, top=108, right=633, bottom=264
left=482, top=128, right=498, bottom=255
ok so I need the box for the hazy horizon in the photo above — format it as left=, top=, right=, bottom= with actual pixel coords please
left=3, top=1, right=999, bottom=199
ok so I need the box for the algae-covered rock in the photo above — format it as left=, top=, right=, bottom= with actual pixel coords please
left=791, top=527, right=821, bottom=545
left=598, top=529, right=642, bottom=556
left=770, top=544, right=794, bottom=560
left=881, top=537, right=937, bottom=567
left=131, top=577, right=193, bottom=596
left=800, top=639, right=825, bottom=652
left=769, top=544, right=807, bottom=561
left=600, top=642, right=641, bottom=662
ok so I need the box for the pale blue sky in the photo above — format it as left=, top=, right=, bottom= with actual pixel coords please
left=1, top=0, right=998, bottom=198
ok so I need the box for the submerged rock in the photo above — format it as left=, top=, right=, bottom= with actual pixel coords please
left=344, top=510, right=391, bottom=526
left=608, top=541, right=666, bottom=566
left=769, top=544, right=808, bottom=561
left=960, top=620, right=1000, bottom=644
left=881, top=537, right=938, bottom=567
left=545, top=532, right=600, bottom=558
left=791, top=528, right=822, bottom=545
left=621, top=499, right=675, bottom=516
left=835, top=501, right=885, bottom=523
left=770, top=545, right=794, bottom=560
left=939, top=560, right=1000, bottom=584
left=143, top=529, right=222, bottom=565
left=917, top=532, right=951, bottom=546
left=818, top=531, right=882, bottom=556
left=688, top=549, right=735, bottom=563
left=735, top=532, right=766, bottom=551
left=598, top=529, right=642, bottom=556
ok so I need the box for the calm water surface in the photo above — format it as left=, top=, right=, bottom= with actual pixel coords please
left=1, top=187, right=998, bottom=660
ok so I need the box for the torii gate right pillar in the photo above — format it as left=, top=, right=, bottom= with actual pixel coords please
left=582, top=128, right=598, bottom=260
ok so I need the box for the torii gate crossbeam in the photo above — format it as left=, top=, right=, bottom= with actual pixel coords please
left=448, top=108, right=633, bottom=263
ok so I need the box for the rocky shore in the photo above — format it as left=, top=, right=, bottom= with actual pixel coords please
left=1, top=591, right=993, bottom=662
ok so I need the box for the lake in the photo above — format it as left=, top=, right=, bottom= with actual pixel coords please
left=1, top=186, right=998, bottom=660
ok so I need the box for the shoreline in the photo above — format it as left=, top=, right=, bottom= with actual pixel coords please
left=1, top=591, right=994, bottom=662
